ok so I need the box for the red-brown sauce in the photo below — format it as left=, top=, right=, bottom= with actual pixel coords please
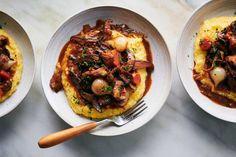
left=51, top=20, right=153, bottom=111
left=143, top=38, right=152, bottom=96
left=193, top=70, right=236, bottom=108
left=57, top=37, right=153, bottom=97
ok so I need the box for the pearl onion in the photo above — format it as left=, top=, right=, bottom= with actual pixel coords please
left=107, top=36, right=128, bottom=52
left=91, top=78, right=109, bottom=95
left=210, top=67, right=226, bottom=86
left=114, top=36, right=128, bottom=51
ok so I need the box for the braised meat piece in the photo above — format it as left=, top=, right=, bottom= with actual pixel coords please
left=0, top=54, right=16, bottom=70
left=0, top=35, right=8, bottom=46
left=82, top=67, right=108, bottom=77
left=50, top=19, right=153, bottom=112
left=227, top=77, right=236, bottom=92
left=229, top=36, right=236, bottom=53
left=80, top=91, right=102, bottom=112
left=100, top=49, right=120, bottom=67
left=0, top=54, right=9, bottom=69
left=50, top=69, right=63, bottom=93
left=104, top=19, right=112, bottom=35
left=226, top=55, right=236, bottom=78
left=1, top=79, right=12, bottom=92
left=133, top=60, right=154, bottom=70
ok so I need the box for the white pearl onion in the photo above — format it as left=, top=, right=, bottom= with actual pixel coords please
left=91, top=78, right=109, bottom=95
left=210, top=67, right=226, bottom=86
left=107, top=36, right=128, bottom=52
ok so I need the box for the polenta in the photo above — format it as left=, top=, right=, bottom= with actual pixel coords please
left=50, top=19, right=153, bottom=118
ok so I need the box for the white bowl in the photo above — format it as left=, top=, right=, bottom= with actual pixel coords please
left=0, top=11, right=35, bottom=117
left=42, top=6, right=172, bottom=136
left=177, top=0, right=236, bottom=122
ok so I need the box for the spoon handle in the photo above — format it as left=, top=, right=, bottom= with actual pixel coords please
left=38, top=122, right=97, bottom=148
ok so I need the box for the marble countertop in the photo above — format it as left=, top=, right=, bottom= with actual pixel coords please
left=1, top=0, right=236, bottom=156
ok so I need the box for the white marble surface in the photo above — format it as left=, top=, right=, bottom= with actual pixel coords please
left=1, top=0, right=236, bottom=156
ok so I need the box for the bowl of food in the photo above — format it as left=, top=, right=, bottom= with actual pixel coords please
left=42, top=6, right=172, bottom=136
left=177, top=0, right=236, bottom=122
left=0, top=11, right=35, bottom=117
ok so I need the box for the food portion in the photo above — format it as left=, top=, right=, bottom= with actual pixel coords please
left=50, top=19, right=153, bottom=118
left=0, top=29, right=23, bottom=102
left=193, top=16, right=236, bottom=107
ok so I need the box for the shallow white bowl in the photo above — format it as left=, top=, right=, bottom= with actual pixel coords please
left=42, top=6, right=172, bottom=136
left=177, top=0, right=236, bottom=122
left=0, top=11, right=35, bottom=117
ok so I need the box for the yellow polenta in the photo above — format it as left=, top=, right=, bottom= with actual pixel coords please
left=194, top=16, right=236, bottom=102
left=0, top=29, right=23, bottom=102
left=61, top=31, right=148, bottom=119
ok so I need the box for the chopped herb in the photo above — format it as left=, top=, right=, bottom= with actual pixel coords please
left=124, top=66, right=129, bottom=71
left=80, top=76, right=92, bottom=91
left=101, top=85, right=112, bottom=92
left=81, top=61, right=89, bottom=67
left=199, top=38, right=203, bottom=44
left=211, top=46, right=218, bottom=54
left=213, top=61, right=218, bottom=67
left=131, top=47, right=137, bottom=52
left=82, top=53, right=87, bottom=58
left=213, top=59, right=221, bottom=67
left=93, top=59, right=104, bottom=68
left=234, top=11, right=236, bottom=15
left=73, top=96, right=80, bottom=104
left=75, top=99, right=80, bottom=104
left=101, top=86, right=105, bottom=92
left=86, top=102, right=93, bottom=109
left=123, top=65, right=132, bottom=71
left=83, top=48, right=87, bottom=54
left=106, top=85, right=112, bottom=92
left=82, top=48, right=87, bottom=58
left=196, top=32, right=198, bottom=36
left=104, top=98, right=111, bottom=104
left=113, top=69, right=119, bottom=77
left=96, top=59, right=103, bottom=65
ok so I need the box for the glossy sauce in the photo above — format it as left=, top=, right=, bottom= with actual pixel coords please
left=143, top=37, right=152, bottom=96
left=58, top=39, right=153, bottom=96
left=193, top=70, right=236, bottom=108
left=52, top=22, right=153, bottom=109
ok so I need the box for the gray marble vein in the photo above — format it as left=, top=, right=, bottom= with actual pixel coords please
left=1, top=0, right=236, bottom=157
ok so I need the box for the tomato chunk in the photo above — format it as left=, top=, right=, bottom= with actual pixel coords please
left=113, top=50, right=120, bottom=67
left=132, top=73, right=141, bottom=85
left=199, top=38, right=212, bottom=51
left=0, top=70, right=11, bottom=80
